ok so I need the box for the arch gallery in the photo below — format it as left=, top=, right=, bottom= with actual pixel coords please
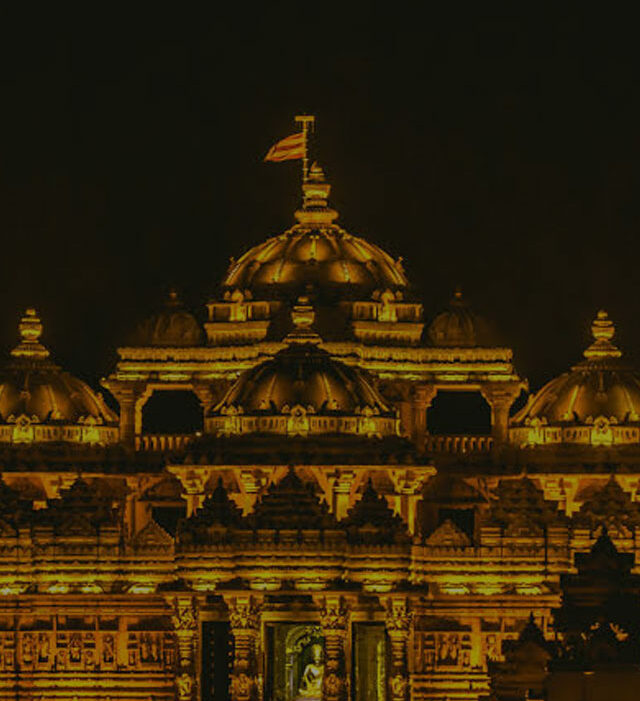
left=0, top=161, right=639, bottom=700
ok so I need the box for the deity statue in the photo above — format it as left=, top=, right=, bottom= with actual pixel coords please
left=295, top=644, right=324, bottom=701
left=38, top=633, right=50, bottom=662
left=103, top=635, right=114, bottom=664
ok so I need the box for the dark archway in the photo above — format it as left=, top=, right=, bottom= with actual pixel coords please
left=141, top=390, right=203, bottom=434
left=427, top=391, right=491, bottom=435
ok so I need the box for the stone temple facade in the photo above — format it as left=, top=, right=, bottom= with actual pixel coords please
left=1, top=163, right=639, bottom=700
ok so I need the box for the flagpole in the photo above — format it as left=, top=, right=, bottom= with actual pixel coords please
left=295, top=114, right=315, bottom=185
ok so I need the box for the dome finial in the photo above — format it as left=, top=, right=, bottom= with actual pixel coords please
left=295, top=162, right=339, bottom=226
left=451, top=286, right=465, bottom=305
left=584, top=310, right=622, bottom=360
left=11, top=308, right=50, bottom=360
left=285, top=296, right=322, bottom=344
left=166, top=286, right=181, bottom=307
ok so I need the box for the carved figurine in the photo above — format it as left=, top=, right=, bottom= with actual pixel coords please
left=103, top=634, right=115, bottom=664
left=22, top=634, right=33, bottom=665
left=295, top=644, right=324, bottom=701
left=69, top=634, right=82, bottom=663
left=38, top=633, right=50, bottom=662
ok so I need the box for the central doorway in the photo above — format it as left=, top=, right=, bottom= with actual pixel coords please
left=265, top=623, right=325, bottom=701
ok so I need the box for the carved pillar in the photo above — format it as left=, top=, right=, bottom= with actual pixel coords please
left=333, top=471, right=356, bottom=520
left=317, top=595, right=350, bottom=701
left=170, top=595, right=199, bottom=701
left=226, top=594, right=263, bottom=701
left=134, top=388, right=154, bottom=443
left=116, top=388, right=137, bottom=446
left=480, top=382, right=523, bottom=444
left=193, top=385, right=218, bottom=428
left=412, top=385, right=437, bottom=450
left=384, top=597, right=412, bottom=701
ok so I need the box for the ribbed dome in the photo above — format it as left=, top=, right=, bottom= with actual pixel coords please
left=511, top=311, right=640, bottom=446
left=427, top=288, right=496, bottom=347
left=222, top=164, right=408, bottom=300
left=207, top=305, right=398, bottom=438
left=131, top=289, right=203, bottom=347
left=0, top=310, right=118, bottom=444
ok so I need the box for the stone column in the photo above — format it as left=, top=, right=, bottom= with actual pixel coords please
left=317, top=595, right=350, bottom=701
left=226, top=594, right=263, bottom=701
left=384, top=597, right=412, bottom=701
left=332, top=471, right=356, bottom=521
left=412, top=385, right=437, bottom=451
left=117, top=388, right=137, bottom=446
left=170, top=595, right=199, bottom=701
left=480, top=382, right=523, bottom=444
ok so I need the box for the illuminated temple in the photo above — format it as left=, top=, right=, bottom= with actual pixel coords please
left=1, top=162, right=639, bottom=700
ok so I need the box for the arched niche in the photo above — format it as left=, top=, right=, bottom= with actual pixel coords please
left=141, top=389, right=204, bottom=435
left=427, top=390, right=491, bottom=435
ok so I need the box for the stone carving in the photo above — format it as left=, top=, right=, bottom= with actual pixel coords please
left=227, top=595, right=262, bottom=701
left=38, top=633, right=50, bottom=663
left=172, top=599, right=198, bottom=631
left=385, top=599, right=412, bottom=701
left=102, top=634, right=115, bottom=664
left=176, top=672, right=194, bottom=700
left=425, top=519, right=471, bottom=547
left=318, top=597, right=349, bottom=701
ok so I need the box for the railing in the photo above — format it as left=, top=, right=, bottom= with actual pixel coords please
left=136, top=434, right=195, bottom=452
left=425, top=434, right=493, bottom=453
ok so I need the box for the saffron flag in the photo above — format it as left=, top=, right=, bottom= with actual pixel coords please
left=264, top=131, right=305, bottom=162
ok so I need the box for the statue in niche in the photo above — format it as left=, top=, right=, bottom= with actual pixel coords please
left=438, top=634, right=460, bottom=666
left=22, top=634, right=33, bottom=665
left=103, top=635, right=115, bottom=664
left=295, top=644, right=324, bottom=701
left=38, top=634, right=50, bottom=662
left=69, top=634, right=82, bottom=663
left=141, top=633, right=152, bottom=662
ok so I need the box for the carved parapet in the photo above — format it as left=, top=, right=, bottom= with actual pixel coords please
left=168, top=595, right=199, bottom=700
left=383, top=597, right=413, bottom=701
left=316, top=595, right=350, bottom=701
left=225, top=594, right=263, bottom=701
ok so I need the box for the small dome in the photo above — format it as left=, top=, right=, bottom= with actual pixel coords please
left=511, top=311, right=640, bottom=446
left=0, top=310, right=118, bottom=444
left=222, top=164, right=408, bottom=300
left=131, top=289, right=203, bottom=347
left=427, top=288, right=496, bottom=347
left=207, top=303, right=397, bottom=438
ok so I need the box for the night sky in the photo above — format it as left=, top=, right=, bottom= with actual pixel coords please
left=0, top=9, right=638, bottom=393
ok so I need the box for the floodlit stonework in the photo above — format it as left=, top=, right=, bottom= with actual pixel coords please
left=0, top=165, right=638, bottom=700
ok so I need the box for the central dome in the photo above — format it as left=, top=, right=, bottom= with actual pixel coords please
left=207, top=305, right=398, bottom=438
left=222, top=164, right=408, bottom=299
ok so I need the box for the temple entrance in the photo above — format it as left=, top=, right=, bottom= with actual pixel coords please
left=141, top=390, right=203, bottom=434
left=427, top=391, right=491, bottom=435
left=353, top=623, right=386, bottom=701
left=265, top=623, right=325, bottom=701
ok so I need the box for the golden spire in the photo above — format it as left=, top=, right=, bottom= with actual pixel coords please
left=583, top=310, right=622, bottom=360
left=294, top=162, right=339, bottom=226
left=11, top=308, right=50, bottom=360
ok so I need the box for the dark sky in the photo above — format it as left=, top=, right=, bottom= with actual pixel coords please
left=0, top=8, right=638, bottom=392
